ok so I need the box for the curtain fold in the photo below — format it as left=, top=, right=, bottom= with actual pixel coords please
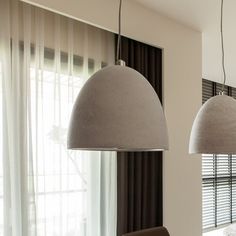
left=117, top=36, right=163, bottom=236
left=0, top=0, right=116, bottom=235
left=87, top=151, right=117, bottom=236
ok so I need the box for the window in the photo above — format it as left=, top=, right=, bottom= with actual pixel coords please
left=29, top=63, right=88, bottom=235
left=0, top=1, right=116, bottom=236
left=28, top=45, right=111, bottom=235
left=202, top=154, right=236, bottom=230
left=202, top=79, right=236, bottom=232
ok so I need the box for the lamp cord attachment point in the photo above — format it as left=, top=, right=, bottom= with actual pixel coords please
left=116, top=59, right=126, bottom=66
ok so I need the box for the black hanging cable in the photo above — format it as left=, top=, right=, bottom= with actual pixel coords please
left=116, top=0, right=123, bottom=63
left=221, top=0, right=226, bottom=93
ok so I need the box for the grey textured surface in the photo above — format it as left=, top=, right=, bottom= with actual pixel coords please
left=189, top=95, right=236, bottom=154
left=67, top=65, right=169, bottom=151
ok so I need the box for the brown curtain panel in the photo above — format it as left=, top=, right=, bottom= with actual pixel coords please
left=117, top=36, right=163, bottom=236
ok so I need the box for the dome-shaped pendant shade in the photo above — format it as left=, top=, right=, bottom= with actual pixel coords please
left=189, top=95, right=236, bottom=154
left=67, top=65, right=169, bottom=151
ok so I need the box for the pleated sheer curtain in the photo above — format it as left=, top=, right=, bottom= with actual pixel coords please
left=0, top=0, right=116, bottom=236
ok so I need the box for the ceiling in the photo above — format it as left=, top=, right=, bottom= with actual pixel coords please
left=133, top=0, right=217, bottom=31
left=133, top=0, right=236, bottom=87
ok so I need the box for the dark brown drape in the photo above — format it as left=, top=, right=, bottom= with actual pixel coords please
left=117, top=36, right=163, bottom=236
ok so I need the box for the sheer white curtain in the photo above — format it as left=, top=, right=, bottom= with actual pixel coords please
left=0, top=0, right=116, bottom=236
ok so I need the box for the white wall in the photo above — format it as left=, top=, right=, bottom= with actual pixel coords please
left=202, top=0, right=236, bottom=88
left=21, top=0, right=202, bottom=235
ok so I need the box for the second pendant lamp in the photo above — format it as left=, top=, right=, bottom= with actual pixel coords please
left=67, top=0, right=169, bottom=151
left=189, top=0, right=236, bottom=154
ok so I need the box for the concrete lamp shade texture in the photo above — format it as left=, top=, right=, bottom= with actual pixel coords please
left=67, top=65, right=169, bottom=151
left=189, top=95, right=236, bottom=154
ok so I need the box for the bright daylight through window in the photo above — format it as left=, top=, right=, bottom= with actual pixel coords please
left=0, top=62, right=3, bottom=235
left=0, top=1, right=116, bottom=235
left=29, top=66, right=88, bottom=235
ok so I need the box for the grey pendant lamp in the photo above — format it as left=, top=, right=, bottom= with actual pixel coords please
left=67, top=0, right=169, bottom=151
left=189, top=0, right=236, bottom=154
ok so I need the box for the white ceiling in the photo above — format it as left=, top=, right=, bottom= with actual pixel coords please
left=133, top=0, right=236, bottom=87
left=133, top=0, right=217, bottom=31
